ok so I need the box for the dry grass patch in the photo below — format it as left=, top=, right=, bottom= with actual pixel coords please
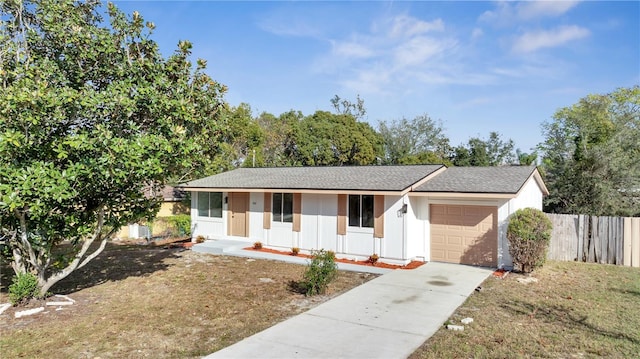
left=0, top=243, right=376, bottom=358
left=411, top=261, right=640, bottom=358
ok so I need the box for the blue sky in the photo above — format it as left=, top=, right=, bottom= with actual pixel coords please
left=112, top=1, right=639, bottom=152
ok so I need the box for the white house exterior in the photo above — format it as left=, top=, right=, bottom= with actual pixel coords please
left=180, top=165, right=548, bottom=268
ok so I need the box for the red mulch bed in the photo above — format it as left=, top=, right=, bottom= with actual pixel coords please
left=492, top=268, right=510, bottom=278
left=243, top=247, right=425, bottom=270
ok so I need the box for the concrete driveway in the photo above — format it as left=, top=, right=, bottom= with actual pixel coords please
left=205, top=261, right=493, bottom=359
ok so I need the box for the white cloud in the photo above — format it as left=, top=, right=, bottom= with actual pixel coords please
left=471, top=27, right=484, bottom=40
left=512, top=25, right=590, bottom=53
left=388, top=15, right=444, bottom=38
left=517, top=1, right=581, bottom=20
left=478, top=2, right=513, bottom=24
left=393, top=36, right=455, bottom=67
left=258, top=19, right=322, bottom=38
left=315, top=14, right=459, bottom=92
left=332, top=40, right=375, bottom=59
left=479, top=0, right=581, bottom=24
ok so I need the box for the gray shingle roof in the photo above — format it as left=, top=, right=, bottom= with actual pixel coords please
left=412, top=166, right=537, bottom=194
left=180, top=165, right=444, bottom=192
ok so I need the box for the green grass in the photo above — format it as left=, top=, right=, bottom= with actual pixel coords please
left=410, top=261, right=640, bottom=358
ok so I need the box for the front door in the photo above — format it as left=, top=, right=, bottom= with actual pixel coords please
left=229, top=192, right=249, bottom=237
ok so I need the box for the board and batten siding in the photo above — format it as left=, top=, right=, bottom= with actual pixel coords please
left=405, top=196, right=429, bottom=261
left=299, top=193, right=338, bottom=252
left=190, top=191, right=227, bottom=239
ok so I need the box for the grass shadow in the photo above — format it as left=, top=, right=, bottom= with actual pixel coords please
left=500, top=300, right=640, bottom=346
left=287, top=280, right=307, bottom=295
left=609, top=287, right=640, bottom=298
left=0, top=242, right=184, bottom=296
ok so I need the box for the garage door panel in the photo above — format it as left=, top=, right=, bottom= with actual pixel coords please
left=430, top=204, right=497, bottom=267
left=447, top=235, right=463, bottom=245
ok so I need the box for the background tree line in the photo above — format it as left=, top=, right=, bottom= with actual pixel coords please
left=215, top=100, right=525, bottom=170
left=217, top=87, right=639, bottom=218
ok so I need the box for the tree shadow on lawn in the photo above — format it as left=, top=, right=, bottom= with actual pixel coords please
left=0, top=242, right=185, bottom=296
left=609, top=287, right=640, bottom=298
left=500, top=300, right=640, bottom=346
left=54, top=243, right=185, bottom=295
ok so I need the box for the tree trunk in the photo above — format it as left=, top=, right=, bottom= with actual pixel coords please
left=37, top=208, right=109, bottom=296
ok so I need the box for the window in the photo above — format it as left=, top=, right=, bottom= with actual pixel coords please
left=348, top=195, right=373, bottom=228
left=197, top=192, right=223, bottom=218
left=272, top=193, right=293, bottom=223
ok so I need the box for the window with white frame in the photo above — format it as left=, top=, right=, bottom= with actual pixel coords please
left=272, top=193, right=293, bottom=223
left=348, top=194, right=374, bottom=228
left=197, top=192, right=223, bottom=218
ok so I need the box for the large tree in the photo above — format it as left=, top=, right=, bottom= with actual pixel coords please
left=296, top=111, right=383, bottom=166
left=255, top=110, right=302, bottom=167
left=218, top=103, right=264, bottom=168
left=378, top=114, right=451, bottom=165
left=539, top=86, right=640, bottom=216
left=0, top=0, right=227, bottom=296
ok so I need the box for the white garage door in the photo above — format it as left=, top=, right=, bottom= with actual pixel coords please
left=430, top=204, right=497, bottom=267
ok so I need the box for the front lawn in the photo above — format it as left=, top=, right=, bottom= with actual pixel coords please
left=411, top=261, right=640, bottom=358
left=0, top=243, right=375, bottom=358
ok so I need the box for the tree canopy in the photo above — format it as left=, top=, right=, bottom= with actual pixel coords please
left=378, top=114, right=451, bottom=165
left=539, top=86, right=640, bottom=216
left=0, top=0, right=227, bottom=295
left=296, top=110, right=383, bottom=166
left=452, top=132, right=516, bottom=166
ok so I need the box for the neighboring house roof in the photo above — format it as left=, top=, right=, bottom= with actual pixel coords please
left=144, top=185, right=187, bottom=201
left=161, top=186, right=187, bottom=201
left=412, top=166, right=547, bottom=195
left=180, top=165, right=445, bottom=192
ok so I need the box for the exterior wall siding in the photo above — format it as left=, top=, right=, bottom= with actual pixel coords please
left=381, top=195, right=407, bottom=260
left=191, top=191, right=227, bottom=239
left=187, top=177, right=544, bottom=267
left=249, top=192, right=265, bottom=241
left=498, top=177, right=546, bottom=267
left=406, top=196, right=429, bottom=261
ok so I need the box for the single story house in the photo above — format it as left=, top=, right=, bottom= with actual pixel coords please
left=179, top=165, right=548, bottom=268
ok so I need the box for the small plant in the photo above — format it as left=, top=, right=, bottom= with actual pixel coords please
left=301, top=249, right=338, bottom=296
left=9, top=272, right=40, bottom=305
left=507, top=208, right=553, bottom=273
left=368, top=253, right=379, bottom=265
left=195, top=235, right=205, bottom=243
left=291, top=247, right=300, bottom=256
left=327, top=250, right=336, bottom=259
left=253, top=241, right=263, bottom=250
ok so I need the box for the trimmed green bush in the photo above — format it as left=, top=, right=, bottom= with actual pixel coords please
left=507, top=208, right=553, bottom=273
left=9, top=272, right=40, bottom=305
left=167, top=214, right=191, bottom=236
left=302, top=249, right=338, bottom=296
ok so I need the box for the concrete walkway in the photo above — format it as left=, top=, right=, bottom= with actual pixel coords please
left=204, top=253, right=493, bottom=359
left=193, top=240, right=393, bottom=275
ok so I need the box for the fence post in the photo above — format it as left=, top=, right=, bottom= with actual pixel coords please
left=633, top=218, right=640, bottom=268
left=606, top=217, right=615, bottom=264
left=589, top=216, right=597, bottom=263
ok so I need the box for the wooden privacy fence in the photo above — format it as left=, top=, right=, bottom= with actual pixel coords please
left=546, top=213, right=640, bottom=267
